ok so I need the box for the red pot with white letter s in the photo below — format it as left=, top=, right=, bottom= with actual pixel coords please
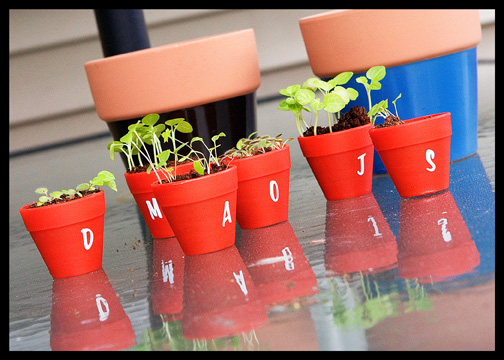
left=369, top=112, right=452, bottom=198
left=19, top=191, right=106, bottom=279
left=151, top=166, right=238, bottom=255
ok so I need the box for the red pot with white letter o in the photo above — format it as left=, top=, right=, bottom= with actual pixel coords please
left=369, top=112, right=452, bottom=198
left=19, top=191, right=106, bottom=279
left=230, top=145, right=291, bottom=229
left=151, top=166, right=238, bottom=255
left=298, top=124, right=374, bottom=200
left=124, top=162, right=194, bottom=239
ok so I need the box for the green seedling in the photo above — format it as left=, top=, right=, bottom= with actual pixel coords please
left=35, top=171, right=117, bottom=207
left=278, top=71, right=358, bottom=136
left=356, top=65, right=402, bottom=126
left=190, top=132, right=226, bottom=176
left=222, top=133, right=293, bottom=160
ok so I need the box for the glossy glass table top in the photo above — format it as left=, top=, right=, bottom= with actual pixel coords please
left=9, top=64, right=494, bottom=351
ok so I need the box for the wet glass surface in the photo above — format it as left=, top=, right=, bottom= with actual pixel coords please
left=9, top=63, right=494, bottom=351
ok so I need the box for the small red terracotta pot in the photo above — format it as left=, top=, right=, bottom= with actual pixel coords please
left=50, top=268, right=135, bottom=351
left=19, top=191, right=106, bottom=279
left=369, top=112, right=452, bottom=198
left=151, top=166, right=238, bottom=255
left=398, top=190, right=480, bottom=283
left=231, top=145, right=291, bottom=229
left=124, top=162, right=194, bottom=239
left=298, top=124, right=374, bottom=200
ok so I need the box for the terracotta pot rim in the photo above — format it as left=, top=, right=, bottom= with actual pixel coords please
left=299, top=9, right=481, bottom=77
left=298, top=123, right=372, bottom=158
left=85, top=28, right=261, bottom=122
left=20, top=190, right=105, bottom=232
left=369, top=112, right=452, bottom=151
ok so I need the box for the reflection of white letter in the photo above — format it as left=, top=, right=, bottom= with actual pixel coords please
left=357, top=153, right=366, bottom=176
left=233, top=270, right=248, bottom=295
left=222, top=201, right=232, bottom=227
left=282, top=247, right=294, bottom=271
left=96, top=294, right=109, bottom=322
left=426, top=149, right=436, bottom=172
left=81, top=228, right=93, bottom=250
left=146, top=198, right=163, bottom=220
left=270, top=180, right=279, bottom=202
left=437, top=218, right=452, bottom=242
left=367, top=216, right=383, bottom=237
left=162, top=260, right=174, bottom=284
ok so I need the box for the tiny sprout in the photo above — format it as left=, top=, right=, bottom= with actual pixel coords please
left=222, top=133, right=293, bottom=160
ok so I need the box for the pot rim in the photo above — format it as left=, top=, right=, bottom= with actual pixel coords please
left=85, top=28, right=260, bottom=122
left=299, top=9, right=481, bottom=77
left=229, top=145, right=291, bottom=181
left=369, top=112, right=452, bottom=151
left=19, top=190, right=105, bottom=232
left=298, top=123, right=372, bottom=158
left=151, top=165, right=238, bottom=207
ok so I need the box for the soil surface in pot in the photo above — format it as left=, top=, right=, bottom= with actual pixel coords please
left=27, top=189, right=100, bottom=209
left=303, top=106, right=370, bottom=137
left=158, top=163, right=229, bottom=184
left=374, top=115, right=405, bottom=128
left=126, top=156, right=198, bottom=174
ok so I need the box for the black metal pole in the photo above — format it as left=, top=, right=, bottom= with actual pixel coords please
left=94, top=9, right=150, bottom=57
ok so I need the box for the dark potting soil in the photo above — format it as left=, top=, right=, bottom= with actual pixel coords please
left=158, top=162, right=229, bottom=184
left=126, top=156, right=197, bottom=174
left=27, top=189, right=100, bottom=209
left=303, top=106, right=370, bottom=137
left=374, top=115, right=405, bottom=128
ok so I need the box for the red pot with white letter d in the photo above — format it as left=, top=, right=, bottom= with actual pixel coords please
left=151, top=166, right=238, bottom=255
left=369, top=112, right=452, bottom=198
left=231, top=145, right=291, bottom=229
left=298, top=124, right=374, bottom=200
left=19, top=191, right=106, bottom=279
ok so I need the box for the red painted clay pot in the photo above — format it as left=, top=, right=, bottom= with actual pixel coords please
left=124, top=162, right=194, bottom=239
left=151, top=166, right=238, bottom=255
left=369, top=112, right=452, bottom=198
left=19, top=191, right=106, bottom=279
left=298, top=124, right=374, bottom=200
left=182, top=246, right=267, bottom=340
left=398, top=189, right=480, bottom=283
left=239, top=221, right=317, bottom=305
left=325, top=193, right=398, bottom=276
left=231, top=145, right=291, bottom=229
left=50, top=268, right=135, bottom=351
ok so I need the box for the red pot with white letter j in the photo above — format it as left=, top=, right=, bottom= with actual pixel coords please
left=369, top=112, right=452, bottom=198
left=151, top=166, right=238, bottom=255
left=19, top=191, right=106, bottom=279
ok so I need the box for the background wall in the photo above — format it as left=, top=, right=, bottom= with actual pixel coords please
left=9, top=9, right=495, bottom=155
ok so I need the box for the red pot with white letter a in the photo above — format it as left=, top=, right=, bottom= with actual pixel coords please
left=19, top=191, right=106, bottom=279
left=151, top=166, right=238, bottom=255
left=298, top=124, right=374, bottom=200
left=369, top=112, right=452, bottom=198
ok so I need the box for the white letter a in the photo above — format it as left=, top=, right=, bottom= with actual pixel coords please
left=222, top=200, right=232, bottom=227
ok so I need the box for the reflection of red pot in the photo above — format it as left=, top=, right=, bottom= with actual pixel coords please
left=232, top=145, right=291, bottom=229
left=19, top=191, right=106, bottom=279
left=325, top=193, right=397, bottom=275
left=151, top=166, right=238, bottom=255
left=369, top=112, right=452, bottom=198
left=298, top=124, right=374, bottom=200
left=239, top=221, right=317, bottom=305
left=182, top=246, right=267, bottom=339
left=124, top=163, right=194, bottom=239
left=151, top=237, right=185, bottom=318
left=50, top=268, right=135, bottom=351
left=398, top=189, right=480, bottom=283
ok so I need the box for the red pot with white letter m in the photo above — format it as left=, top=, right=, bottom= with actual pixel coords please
left=369, top=112, right=452, bottom=198
left=151, top=166, right=238, bottom=255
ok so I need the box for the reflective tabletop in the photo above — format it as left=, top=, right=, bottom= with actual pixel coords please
left=9, top=63, right=494, bottom=351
